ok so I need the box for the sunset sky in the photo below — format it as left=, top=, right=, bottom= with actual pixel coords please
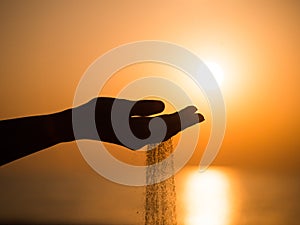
left=0, top=0, right=299, bottom=171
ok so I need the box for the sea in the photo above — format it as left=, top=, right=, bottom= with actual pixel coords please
left=0, top=163, right=299, bottom=225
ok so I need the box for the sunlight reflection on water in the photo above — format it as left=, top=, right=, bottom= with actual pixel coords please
left=183, top=168, right=236, bottom=225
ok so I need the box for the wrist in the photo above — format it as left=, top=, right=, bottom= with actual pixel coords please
left=72, top=102, right=101, bottom=141
left=50, top=109, right=75, bottom=144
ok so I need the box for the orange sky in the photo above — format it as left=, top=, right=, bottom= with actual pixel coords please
left=0, top=0, right=299, bottom=170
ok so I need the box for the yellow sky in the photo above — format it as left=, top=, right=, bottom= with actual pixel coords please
left=0, top=0, right=299, bottom=170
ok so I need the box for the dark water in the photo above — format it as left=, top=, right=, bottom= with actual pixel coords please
left=0, top=164, right=299, bottom=225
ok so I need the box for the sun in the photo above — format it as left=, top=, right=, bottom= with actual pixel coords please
left=204, top=61, right=224, bottom=86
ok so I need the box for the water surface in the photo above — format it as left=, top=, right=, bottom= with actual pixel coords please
left=1, top=166, right=299, bottom=225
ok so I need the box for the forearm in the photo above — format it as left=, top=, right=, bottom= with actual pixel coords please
left=0, top=109, right=74, bottom=166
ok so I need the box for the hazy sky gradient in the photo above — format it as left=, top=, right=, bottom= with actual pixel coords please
left=1, top=0, right=299, bottom=170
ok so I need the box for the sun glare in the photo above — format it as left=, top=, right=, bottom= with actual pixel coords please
left=184, top=169, right=232, bottom=225
left=204, top=61, right=224, bottom=86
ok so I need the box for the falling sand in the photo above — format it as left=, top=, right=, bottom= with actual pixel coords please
left=145, top=139, right=177, bottom=225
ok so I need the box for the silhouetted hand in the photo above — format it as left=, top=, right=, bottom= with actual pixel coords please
left=74, top=97, right=205, bottom=149
left=1, top=97, right=204, bottom=165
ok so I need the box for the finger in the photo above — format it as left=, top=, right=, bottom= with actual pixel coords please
left=130, top=100, right=165, bottom=116
left=159, top=106, right=204, bottom=140
left=178, top=106, right=205, bottom=129
left=197, top=113, right=205, bottom=123
left=179, top=105, right=198, bottom=114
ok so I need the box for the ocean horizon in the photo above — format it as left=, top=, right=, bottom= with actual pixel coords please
left=1, top=165, right=299, bottom=225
